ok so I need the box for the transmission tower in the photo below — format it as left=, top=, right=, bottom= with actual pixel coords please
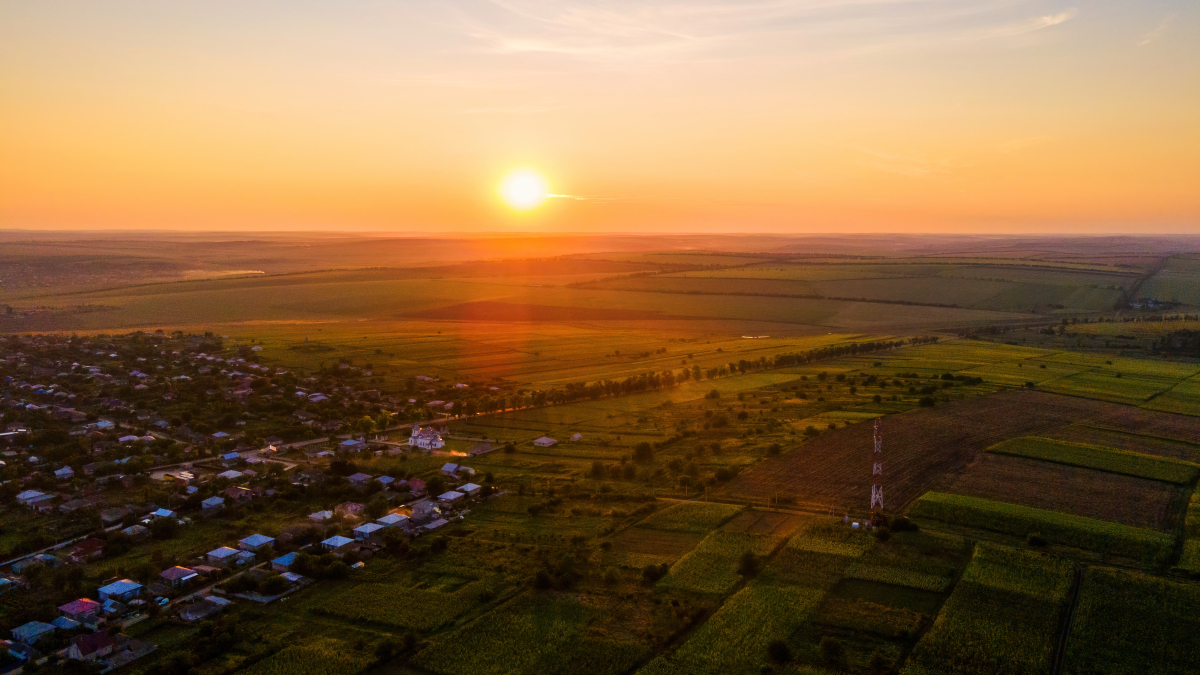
left=870, top=418, right=884, bottom=511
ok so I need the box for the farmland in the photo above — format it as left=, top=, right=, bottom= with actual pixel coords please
left=908, top=492, right=1174, bottom=564
left=902, top=544, right=1074, bottom=675
left=986, top=436, right=1200, bottom=484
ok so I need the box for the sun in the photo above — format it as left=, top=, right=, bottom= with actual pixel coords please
left=499, top=169, right=549, bottom=210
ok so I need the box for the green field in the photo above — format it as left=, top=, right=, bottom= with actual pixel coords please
left=659, top=530, right=785, bottom=595
left=1063, top=567, right=1200, bottom=675
left=987, top=436, right=1200, bottom=484
left=908, top=492, right=1175, bottom=563
left=902, top=544, right=1074, bottom=675
left=638, top=583, right=824, bottom=675
left=636, top=501, right=744, bottom=534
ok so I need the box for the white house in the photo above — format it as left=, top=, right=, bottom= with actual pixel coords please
left=437, top=491, right=466, bottom=506
left=309, top=510, right=333, bottom=522
left=54, top=466, right=75, bottom=480
left=459, top=483, right=482, bottom=497
left=352, top=522, right=384, bottom=541
left=207, top=547, right=240, bottom=567
left=534, top=436, right=557, bottom=447
left=377, top=513, right=409, bottom=528
left=409, top=424, right=445, bottom=450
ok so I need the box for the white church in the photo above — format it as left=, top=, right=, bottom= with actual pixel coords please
left=409, top=424, right=445, bottom=450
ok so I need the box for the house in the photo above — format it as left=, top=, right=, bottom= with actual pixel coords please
left=213, top=432, right=230, bottom=440
left=533, top=436, right=557, bottom=447
left=352, top=523, right=384, bottom=542
left=216, top=470, right=244, bottom=480
left=100, top=507, right=130, bottom=526
left=53, top=616, right=80, bottom=630
left=309, top=510, right=333, bottom=522
left=207, top=547, right=240, bottom=567
left=335, top=502, right=364, bottom=518
left=160, top=566, right=198, bottom=588
left=149, top=508, right=176, bottom=520
left=201, top=496, right=225, bottom=511
left=437, top=491, right=466, bottom=507
left=422, top=518, right=449, bottom=532
left=60, top=498, right=93, bottom=514
left=11, top=621, right=55, bottom=645
left=469, top=441, right=493, bottom=456
left=347, top=472, right=373, bottom=486
left=459, top=482, right=482, bottom=497
left=97, top=579, right=142, bottom=602
left=58, top=598, right=102, bottom=625
left=122, top=524, right=150, bottom=540
left=376, top=476, right=395, bottom=487
left=339, top=439, right=367, bottom=452
left=410, top=500, right=438, bottom=524
left=54, top=466, right=75, bottom=480
left=321, top=535, right=355, bottom=554
left=239, top=534, right=275, bottom=552
left=407, top=478, right=426, bottom=496
left=377, top=513, right=409, bottom=528
left=15, top=490, right=45, bottom=507
left=571, top=433, right=583, bottom=442
left=224, top=486, right=256, bottom=503
left=271, top=552, right=298, bottom=572
left=220, top=451, right=240, bottom=466
left=66, top=630, right=115, bottom=661
left=68, top=538, right=105, bottom=564
left=440, top=462, right=459, bottom=476
left=409, top=424, right=444, bottom=450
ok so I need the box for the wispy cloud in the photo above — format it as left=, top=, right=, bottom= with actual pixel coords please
left=1137, top=15, right=1173, bottom=46
left=454, top=1, right=1079, bottom=64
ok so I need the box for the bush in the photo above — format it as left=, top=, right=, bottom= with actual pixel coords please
left=706, top=389, right=721, bottom=399
left=919, top=397, right=936, bottom=407
left=737, top=552, right=759, bottom=577
left=642, top=563, right=669, bottom=583
left=633, top=442, right=654, bottom=462
left=767, top=640, right=791, bottom=664
left=1027, top=532, right=1047, bottom=547
left=820, top=636, right=846, bottom=669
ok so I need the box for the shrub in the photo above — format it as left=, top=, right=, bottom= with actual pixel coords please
left=766, top=640, right=791, bottom=664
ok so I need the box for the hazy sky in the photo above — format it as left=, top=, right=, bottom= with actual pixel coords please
left=1, top=1, right=1197, bottom=233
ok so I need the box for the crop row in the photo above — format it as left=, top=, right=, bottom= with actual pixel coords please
left=987, top=436, right=1200, bottom=484
left=1179, top=488, right=1200, bottom=573
left=909, top=492, right=1174, bottom=564
left=637, top=501, right=744, bottom=534
left=659, top=531, right=784, bottom=595
left=901, top=544, right=1073, bottom=675
left=242, top=638, right=372, bottom=675
left=638, top=582, right=823, bottom=675
left=844, top=562, right=951, bottom=593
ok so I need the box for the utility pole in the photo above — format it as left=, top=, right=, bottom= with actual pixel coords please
left=870, top=418, right=884, bottom=513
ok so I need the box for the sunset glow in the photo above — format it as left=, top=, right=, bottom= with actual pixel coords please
left=0, top=2, right=1196, bottom=233
left=499, top=169, right=549, bottom=211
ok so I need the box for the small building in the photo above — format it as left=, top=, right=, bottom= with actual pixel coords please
left=11, top=621, right=56, bottom=645
left=97, top=579, right=142, bottom=602
left=321, top=535, right=355, bottom=554
left=206, top=547, right=240, bottom=567
left=469, top=442, right=493, bottom=456
left=239, top=534, right=275, bottom=552
left=437, top=491, right=466, bottom=507
left=216, top=470, right=244, bottom=481
left=160, top=566, right=198, bottom=588
left=571, top=433, right=583, bottom=442
left=54, top=466, right=75, bottom=480
left=58, top=598, right=103, bottom=625
left=67, top=629, right=115, bottom=661
left=335, top=502, right=364, bottom=518
left=422, top=518, right=449, bottom=532
left=340, top=440, right=367, bottom=452
left=69, top=538, right=105, bottom=564
left=309, top=510, right=333, bottom=522
left=459, top=482, right=482, bottom=497
left=352, top=522, right=384, bottom=542
left=225, top=486, right=256, bottom=503
left=440, top=462, right=459, bottom=476
left=347, top=472, right=373, bottom=486
left=376, top=476, right=395, bottom=487
left=409, top=424, right=444, bottom=450
left=533, top=436, right=557, bottom=447
left=410, top=500, right=438, bottom=524
left=149, top=508, right=176, bottom=520
left=377, top=513, right=409, bottom=528
left=15, top=490, right=46, bottom=508
left=220, top=452, right=240, bottom=467
left=271, top=552, right=298, bottom=573
left=201, top=496, right=225, bottom=511
left=122, top=524, right=150, bottom=540
left=408, top=478, right=426, bottom=496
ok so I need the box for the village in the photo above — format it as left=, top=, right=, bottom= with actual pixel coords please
left=0, top=332, right=514, bottom=673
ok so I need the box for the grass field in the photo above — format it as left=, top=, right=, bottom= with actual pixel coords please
left=908, top=492, right=1175, bottom=563
left=636, top=502, right=744, bottom=533
left=987, top=436, right=1200, bottom=484
left=1178, top=489, right=1200, bottom=574
left=901, top=544, right=1074, bottom=675
left=1063, top=567, right=1200, bottom=675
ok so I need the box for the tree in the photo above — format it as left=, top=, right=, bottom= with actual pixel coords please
left=737, top=552, right=759, bottom=577
left=366, top=495, right=389, bottom=519
left=767, top=640, right=792, bottom=664
left=633, top=442, right=653, bottom=462
left=426, top=475, right=446, bottom=497
left=820, top=637, right=846, bottom=669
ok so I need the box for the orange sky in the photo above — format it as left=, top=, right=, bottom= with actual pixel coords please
left=1, top=1, right=1197, bottom=233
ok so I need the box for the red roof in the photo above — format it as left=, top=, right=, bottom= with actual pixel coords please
left=71, top=630, right=114, bottom=656
left=72, top=539, right=104, bottom=555
left=58, top=597, right=102, bottom=616
left=161, top=566, right=196, bottom=581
